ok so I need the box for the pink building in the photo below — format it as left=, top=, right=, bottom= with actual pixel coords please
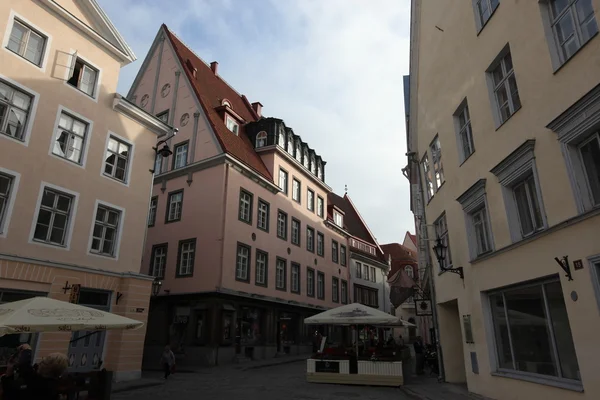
left=127, top=25, right=354, bottom=366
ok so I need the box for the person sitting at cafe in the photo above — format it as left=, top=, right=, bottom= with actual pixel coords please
left=1, top=346, right=68, bottom=400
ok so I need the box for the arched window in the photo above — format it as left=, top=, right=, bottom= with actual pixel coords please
left=256, top=131, right=267, bottom=148
left=317, top=163, right=323, bottom=179
left=295, top=141, right=302, bottom=162
left=404, top=265, right=414, bottom=278
left=311, top=156, right=316, bottom=174
left=287, top=135, right=294, bottom=155
left=303, top=149, right=309, bottom=168
left=221, top=99, right=232, bottom=108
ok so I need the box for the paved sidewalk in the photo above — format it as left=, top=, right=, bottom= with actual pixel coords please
left=401, top=376, right=495, bottom=400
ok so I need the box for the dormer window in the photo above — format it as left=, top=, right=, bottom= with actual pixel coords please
left=334, top=211, right=343, bottom=227
left=222, top=99, right=232, bottom=108
left=311, top=156, right=316, bottom=174
left=288, top=135, right=294, bottom=155
left=226, top=115, right=238, bottom=135
left=278, top=130, right=285, bottom=147
left=295, top=141, right=302, bottom=162
left=256, top=131, right=267, bottom=147
left=317, top=163, right=323, bottom=180
left=303, top=149, right=309, bottom=168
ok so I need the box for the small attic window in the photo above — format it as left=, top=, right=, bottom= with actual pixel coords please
left=295, top=141, right=302, bottom=162
left=226, top=115, right=239, bottom=135
left=303, top=149, right=309, bottom=168
left=256, top=131, right=267, bottom=147
left=287, top=135, right=294, bottom=156
left=222, top=99, right=232, bottom=108
left=311, top=155, right=316, bottom=174
left=334, top=211, right=343, bottom=227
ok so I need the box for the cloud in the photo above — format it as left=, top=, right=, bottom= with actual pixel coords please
left=99, top=0, right=413, bottom=244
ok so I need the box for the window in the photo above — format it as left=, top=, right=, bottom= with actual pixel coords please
left=33, top=187, right=73, bottom=246
left=148, top=196, right=158, bottom=227
left=311, top=156, right=316, bottom=174
left=474, top=0, right=500, bottom=31
left=489, top=49, right=521, bottom=125
left=317, top=232, right=324, bottom=257
left=277, top=210, right=287, bottom=240
left=317, top=272, right=325, bottom=300
left=292, top=178, right=301, bottom=203
left=301, top=190, right=313, bottom=214
left=287, top=135, right=294, bottom=155
left=340, top=245, right=347, bottom=266
left=491, top=140, right=546, bottom=241
left=177, top=239, right=196, bottom=277
left=156, top=110, right=169, bottom=123
left=52, top=111, right=88, bottom=164
left=434, top=213, right=453, bottom=268
left=489, top=279, right=580, bottom=382
left=257, top=199, right=269, bottom=231
left=90, top=204, right=121, bottom=257
left=67, top=57, right=98, bottom=97
left=332, top=277, right=339, bottom=303
left=356, top=262, right=362, bottom=279
left=430, top=136, right=445, bottom=190
left=0, top=80, right=33, bottom=141
left=306, top=226, right=315, bottom=252
left=278, top=131, right=285, bottom=147
left=0, top=173, right=15, bottom=233
left=355, top=285, right=379, bottom=308
left=255, top=131, right=267, bottom=147
left=236, top=243, right=251, bottom=282
left=332, top=240, right=339, bottom=263
left=457, top=179, right=494, bottom=259
left=103, top=136, right=131, bottom=183
left=154, top=154, right=163, bottom=175
left=317, top=196, right=324, bottom=218
left=546, top=0, right=598, bottom=65
left=150, top=244, right=168, bottom=278
left=363, top=264, right=370, bottom=281
left=455, top=101, right=475, bottom=162
left=225, top=116, right=239, bottom=134
left=303, top=149, right=309, bottom=168
left=291, top=218, right=300, bottom=246
left=7, top=20, right=46, bottom=66
left=166, top=190, right=183, bottom=223
left=255, top=250, right=268, bottom=286
left=276, top=258, right=286, bottom=290
left=317, top=163, right=323, bottom=180
left=291, top=263, right=300, bottom=294
left=307, top=268, right=315, bottom=297
left=371, top=267, right=376, bottom=283
left=173, top=142, right=188, bottom=169
left=341, top=280, right=348, bottom=304
left=421, top=154, right=434, bottom=201
left=295, top=142, right=302, bottom=163
left=278, top=168, right=288, bottom=194
left=579, top=133, right=600, bottom=206
left=238, top=189, right=253, bottom=224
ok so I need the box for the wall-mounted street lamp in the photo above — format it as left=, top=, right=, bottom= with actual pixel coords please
left=149, top=128, right=178, bottom=173
left=151, top=277, right=163, bottom=296
left=433, top=236, right=464, bottom=279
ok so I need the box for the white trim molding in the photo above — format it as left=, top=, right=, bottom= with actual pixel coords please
left=0, top=73, right=41, bottom=147
left=2, top=10, right=53, bottom=73
left=28, top=181, right=80, bottom=251
left=48, top=105, right=94, bottom=168
left=0, top=167, right=21, bottom=238
left=112, top=94, right=172, bottom=136
left=457, top=178, right=495, bottom=260
left=86, top=199, right=126, bottom=261
left=100, top=130, right=135, bottom=188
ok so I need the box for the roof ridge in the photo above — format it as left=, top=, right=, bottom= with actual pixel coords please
left=163, top=24, right=250, bottom=103
left=343, top=194, right=384, bottom=254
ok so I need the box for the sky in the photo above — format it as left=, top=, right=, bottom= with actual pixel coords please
left=98, top=0, right=413, bottom=245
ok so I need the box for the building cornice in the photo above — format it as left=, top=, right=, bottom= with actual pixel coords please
left=546, top=82, right=600, bottom=143
left=324, top=220, right=351, bottom=238
left=113, top=94, right=172, bottom=136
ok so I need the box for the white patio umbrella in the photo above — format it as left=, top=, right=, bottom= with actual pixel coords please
left=304, top=303, right=412, bottom=326
left=0, top=297, right=144, bottom=336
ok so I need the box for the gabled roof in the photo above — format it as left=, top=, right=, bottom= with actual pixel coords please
left=381, top=243, right=418, bottom=281
left=404, top=231, right=417, bottom=247
left=162, top=25, right=272, bottom=181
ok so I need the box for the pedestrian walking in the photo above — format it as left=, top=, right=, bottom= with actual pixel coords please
left=160, top=345, right=176, bottom=380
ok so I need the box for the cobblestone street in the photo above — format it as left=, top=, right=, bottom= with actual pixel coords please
left=112, top=362, right=412, bottom=400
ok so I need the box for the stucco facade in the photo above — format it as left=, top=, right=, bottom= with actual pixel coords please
left=406, top=0, right=600, bottom=398
left=0, top=0, right=171, bottom=382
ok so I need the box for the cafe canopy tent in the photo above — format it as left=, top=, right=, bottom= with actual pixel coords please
left=0, top=297, right=144, bottom=336
left=304, top=303, right=415, bottom=327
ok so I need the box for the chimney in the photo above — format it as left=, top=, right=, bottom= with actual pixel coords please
left=186, top=59, right=197, bottom=78
left=210, top=61, right=218, bottom=75
left=251, top=102, right=263, bottom=117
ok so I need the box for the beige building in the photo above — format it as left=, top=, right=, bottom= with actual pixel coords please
left=406, top=0, right=600, bottom=399
left=0, top=0, right=171, bottom=381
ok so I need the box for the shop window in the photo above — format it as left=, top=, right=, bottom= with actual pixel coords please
left=222, top=312, right=234, bottom=342
left=240, top=308, right=262, bottom=345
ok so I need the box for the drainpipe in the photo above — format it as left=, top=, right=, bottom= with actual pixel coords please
left=409, top=154, right=445, bottom=382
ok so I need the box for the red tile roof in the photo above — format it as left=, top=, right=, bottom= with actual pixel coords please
left=407, top=232, right=417, bottom=247
left=162, top=25, right=272, bottom=181
left=380, top=243, right=418, bottom=280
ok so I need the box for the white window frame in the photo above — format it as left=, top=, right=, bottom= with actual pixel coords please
left=29, top=181, right=79, bottom=251
left=287, top=134, right=294, bottom=155
left=306, top=226, right=315, bottom=252
left=63, top=49, right=102, bottom=103
left=151, top=244, right=168, bottom=278
left=307, top=188, right=315, bottom=212
left=166, top=191, right=183, bottom=222
left=257, top=199, right=269, bottom=231
left=87, top=200, right=125, bottom=260
left=421, top=153, right=434, bottom=201
left=371, top=267, right=376, bottom=283
left=173, top=141, right=188, bottom=169
left=429, top=135, right=445, bottom=190
left=255, top=250, right=268, bottom=286
left=291, top=218, right=300, bottom=246
left=177, top=239, right=196, bottom=276
left=453, top=98, right=475, bottom=164
left=278, top=168, right=288, bottom=195
left=404, top=265, right=414, bottom=279
left=539, top=0, right=599, bottom=70
left=472, top=0, right=500, bottom=33
left=238, top=189, right=252, bottom=223
left=0, top=167, right=20, bottom=238
left=317, top=195, right=324, bottom=218
left=276, top=258, right=286, bottom=290
left=457, top=179, right=495, bottom=260
left=236, top=244, right=250, bottom=281
left=225, top=115, right=239, bottom=135
left=255, top=131, right=267, bottom=147
left=277, top=210, right=287, bottom=240
left=491, top=140, right=547, bottom=242
left=2, top=11, right=52, bottom=72
left=101, top=131, right=134, bottom=187
left=317, top=232, right=324, bottom=257
left=48, top=106, right=93, bottom=168
left=0, top=74, right=40, bottom=147
left=291, top=263, right=300, bottom=293
left=295, top=141, right=302, bottom=163
left=148, top=196, right=158, bottom=227
left=334, top=210, right=343, bottom=227
left=486, top=45, right=521, bottom=127
left=292, top=178, right=301, bottom=203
